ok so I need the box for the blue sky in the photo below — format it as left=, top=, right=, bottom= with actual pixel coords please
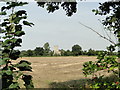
left=0, top=1, right=116, bottom=51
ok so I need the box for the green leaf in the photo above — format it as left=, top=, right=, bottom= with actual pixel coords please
left=9, top=50, right=20, bottom=60
left=16, top=72, right=23, bottom=80
left=22, top=75, right=34, bottom=88
left=109, top=67, right=114, bottom=70
left=18, top=2, right=28, bottom=6
left=0, top=58, right=6, bottom=65
left=9, top=82, right=20, bottom=89
left=12, top=38, right=22, bottom=47
left=16, top=60, right=32, bottom=71
left=19, top=60, right=31, bottom=65
left=1, top=21, right=10, bottom=26
left=2, top=70, right=12, bottom=75
left=1, top=6, right=6, bottom=11
left=16, top=10, right=27, bottom=16
left=6, top=70, right=12, bottom=75
left=0, top=1, right=34, bottom=89
left=15, top=24, right=22, bottom=31
left=13, top=16, right=27, bottom=24
left=92, top=9, right=96, bottom=12
left=0, top=11, right=6, bottom=15
left=23, top=21, right=34, bottom=27
left=4, top=39, right=12, bottom=44
left=15, top=31, right=25, bottom=37
left=9, top=2, right=28, bottom=8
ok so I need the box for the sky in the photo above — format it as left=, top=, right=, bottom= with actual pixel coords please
left=0, top=1, right=117, bottom=51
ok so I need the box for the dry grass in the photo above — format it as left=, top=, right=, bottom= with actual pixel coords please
left=17, top=56, right=98, bottom=88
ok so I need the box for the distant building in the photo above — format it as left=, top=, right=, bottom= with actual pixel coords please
left=53, top=45, right=61, bottom=56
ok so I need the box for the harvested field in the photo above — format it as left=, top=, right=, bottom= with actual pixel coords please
left=18, top=56, right=98, bottom=88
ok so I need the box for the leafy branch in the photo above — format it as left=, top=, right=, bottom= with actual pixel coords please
left=0, top=2, right=34, bottom=89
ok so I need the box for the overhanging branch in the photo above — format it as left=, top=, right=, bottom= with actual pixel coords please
left=78, top=21, right=116, bottom=45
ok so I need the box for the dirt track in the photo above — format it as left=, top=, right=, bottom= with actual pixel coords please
left=19, top=56, right=97, bottom=88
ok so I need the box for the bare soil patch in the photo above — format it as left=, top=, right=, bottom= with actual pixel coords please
left=18, top=56, right=97, bottom=88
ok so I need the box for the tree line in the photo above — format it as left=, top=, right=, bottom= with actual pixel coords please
left=20, top=42, right=117, bottom=57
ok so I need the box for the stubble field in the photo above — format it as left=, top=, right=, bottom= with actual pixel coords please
left=18, top=56, right=99, bottom=88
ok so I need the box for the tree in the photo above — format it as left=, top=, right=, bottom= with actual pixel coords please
left=0, top=2, right=34, bottom=89
left=36, top=1, right=77, bottom=16
left=93, top=0, right=120, bottom=82
left=20, top=50, right=28, bottom=57
left=26, top=50, right=34, bottom=56
left=34, top=47, right=44, bottom=56
left=82, top=50, right=87, bottom=55
left=49, top=50, right=54, bottom=56
left=0, top=0, right=77, bottom=17
left=87, top=48, right=96, bottom=56
left=72, top=44, right=82, bottom=56
left=83, top=1, right=120, bottom=89
left=0, top=1, right=78, bottom=89
left=64, top=50, right=72, bottom=56
left=43, top=42, right=50, bottom=56
left=60, top=49, right=65, bottom=56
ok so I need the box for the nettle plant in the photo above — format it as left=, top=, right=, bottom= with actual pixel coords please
left=0, top=2, right=34, bottom=89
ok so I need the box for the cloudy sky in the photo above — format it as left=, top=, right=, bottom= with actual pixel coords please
left=0, top=1, right=116, bottom=51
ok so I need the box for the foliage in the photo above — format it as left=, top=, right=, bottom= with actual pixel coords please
left=36, top=1, right=77, bottom=16
left=64, top=50, right=73, bottom=56
left=92, top=1, right=120, bottom=51
left=83, top=46, right=119, bottom=88
left=20, top=44, right=116, bottom=57
left=87, top=48, right=96, bottom=56
left=0, top=0, right=80, bottom=89
left=49, top=74, right=119, bottom=88
left=72, top=44, right=82, bottom=56
left=0, top=2, right=34, bottom=89
left=43, top=42, right=50, bottom=56
left=34, top=47, right=44, bottom=56
left=83, top=1, right=120, bottom=89
left=26, top=50, right=34, bottom=57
